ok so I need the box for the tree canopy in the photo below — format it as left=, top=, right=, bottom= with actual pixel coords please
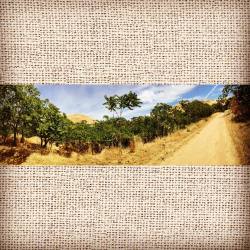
left=220, top=85, right=250, bottom=121
left=103, top=91, right=142, bottom=117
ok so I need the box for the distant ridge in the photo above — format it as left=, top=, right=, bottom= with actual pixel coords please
left=202, top=99, right=217, bottom=105
left=174, top=99, right=217, bottom=112
left=67, top=114, right=95, bottom=124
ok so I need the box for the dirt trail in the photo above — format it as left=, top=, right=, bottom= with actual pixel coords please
left=161, top=113, right=240, bottom=165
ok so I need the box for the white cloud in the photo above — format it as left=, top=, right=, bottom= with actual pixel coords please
left=186, top=95, right=203, bottom=101
left=138, top=89, right=156, bottom=103
left=123, top=85, right=196, bottom=118
left=138, top=85, right=196, bottom=104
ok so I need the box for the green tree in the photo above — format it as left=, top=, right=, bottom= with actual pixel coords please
left=130, top=116, right=158, bottom=143
left=220, top=85, right=250, bottom=121
left=0, top=85, right=40, bottom=146
left=180, top=100, right=212, bottom=123
left=103, top=91, right=142, bottom=147
left=150, top=103, right=174, bottom=136
left=103, top=91, right=142, bottom=118
left=36, top=100, right=68, bottom=148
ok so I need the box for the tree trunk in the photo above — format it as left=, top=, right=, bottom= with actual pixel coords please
left=44, top=138, right=48, bottom=148
left=20, top=129, right=25, bottom=143
left=3, top=135, right=7, bottom=144
left=162, top=127, right=164, bottom=137
left=40, top=138, right=43, bottom=147
left=13, top=127, right=17, bottom=146
left=118, top=134, right=122, bottom=163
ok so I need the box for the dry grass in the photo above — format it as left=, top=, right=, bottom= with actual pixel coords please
left=21, top=116, right=211, bottom=165
left=67, top=114, right=95, bottom=124
left=225, top=112, right=250, bottom=165
left=26, top=136, right=41, bottom=144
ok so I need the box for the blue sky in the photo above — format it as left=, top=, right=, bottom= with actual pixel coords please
left=36, top=84, right=224, bottom=120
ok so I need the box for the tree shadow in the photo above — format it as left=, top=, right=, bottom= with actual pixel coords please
left=0, top=141, right=51, bottom=165
left=57, top=149, right=72, bottom=158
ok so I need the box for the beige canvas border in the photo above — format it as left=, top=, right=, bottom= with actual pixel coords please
left=0, top=0, right=249, bottom=84
left=0, top=166, right=250, bottom=249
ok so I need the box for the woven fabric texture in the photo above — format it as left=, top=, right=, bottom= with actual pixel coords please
left=1, top=0, right=250, bottom=249
left=0, top=0, right=249, bottom=84
left=0, top=167, right=250, bottom=249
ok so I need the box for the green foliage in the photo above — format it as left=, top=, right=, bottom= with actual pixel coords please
left=103, top=91, right=142, bottom=147
left=130, top=116, right=158, bottom=143
left=150, top=103, right=175, bottom=136
left=211, top=100, right=229, bottom=113
left=180, top=100, right=212, bottom=123
left=103, top=91, right=142, bottom=117
left=36, top=100, right=71, bottom=147
left=129, top=99, right=214, bottom=144
left=94, top=117, right=133, bottom=147
left=220, top=85, right=250, bottom=121
left=0, top=85, right=40, bottom=145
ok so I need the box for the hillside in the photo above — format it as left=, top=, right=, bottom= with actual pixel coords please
left=67, top=114, right=95, bottom=124
left=174, top=99, right=216, bottom=112
left=203, top=100, right=217, bottom=105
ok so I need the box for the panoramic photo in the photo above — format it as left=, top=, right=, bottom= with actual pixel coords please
left=0, top=84, right=249, bottom=165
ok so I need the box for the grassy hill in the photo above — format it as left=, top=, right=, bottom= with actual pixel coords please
left=67, top=114, right=95, bottom=124
left=202, top=100, right=217, bottom=105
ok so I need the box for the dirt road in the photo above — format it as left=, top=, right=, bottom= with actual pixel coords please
left=162, top=113, right=240, bottom=165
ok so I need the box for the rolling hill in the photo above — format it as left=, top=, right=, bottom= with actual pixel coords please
left=67, top=114, right=96, bottom=124
left=202, top=100, right=217, bottom=105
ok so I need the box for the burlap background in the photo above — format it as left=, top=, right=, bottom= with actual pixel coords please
left=0, top=0, right=249, bottom=84
left=0, top=0, right=250, bottom=249
left=0, top=167, right=250, bottom=249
